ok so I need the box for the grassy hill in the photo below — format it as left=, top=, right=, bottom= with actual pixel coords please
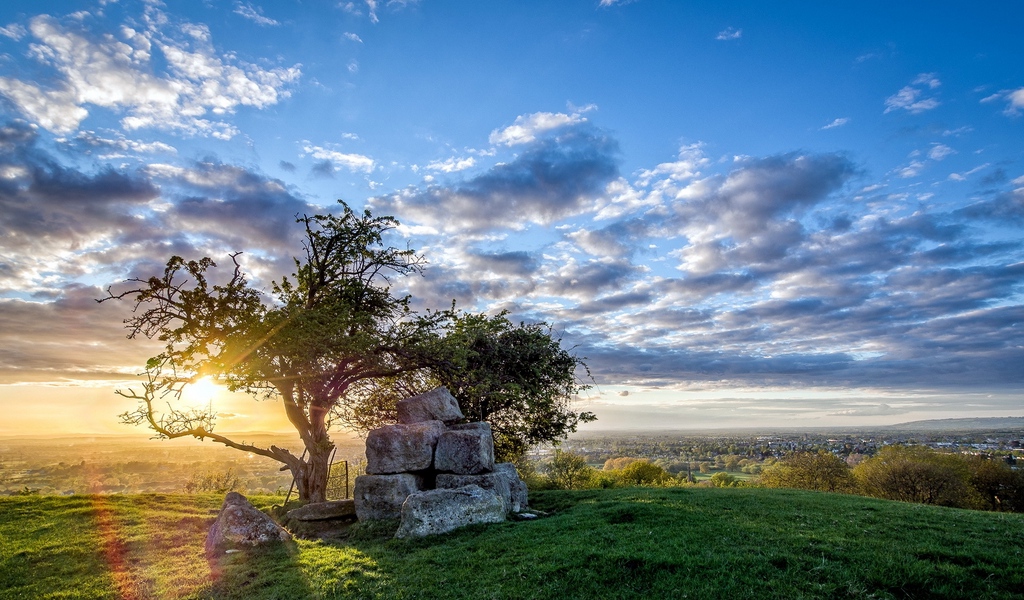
left=2, top=488, right=1022, bottom=599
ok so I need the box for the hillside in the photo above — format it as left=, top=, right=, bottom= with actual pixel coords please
left=2, top=488, right=1023, bottom=599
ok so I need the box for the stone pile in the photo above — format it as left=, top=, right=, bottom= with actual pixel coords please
left=353, top=387, right=529, bottom=537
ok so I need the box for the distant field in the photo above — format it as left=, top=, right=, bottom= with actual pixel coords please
left=2, top=488, right=1023, bottom=599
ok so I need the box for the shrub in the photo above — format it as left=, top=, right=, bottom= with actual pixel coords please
left=709, top=472, right=738, bottom=487
left=618, top=460, right=671, bottom=486
left=759, top=451, right=855, bottom=493
left=545, top=450, right=596, bottom=490
left=853, top=446, right=980, bottom=508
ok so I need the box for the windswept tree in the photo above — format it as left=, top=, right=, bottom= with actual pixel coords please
left=101, top=202, right=445, bottom=503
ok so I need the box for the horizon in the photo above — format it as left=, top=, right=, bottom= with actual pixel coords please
left=0, top=1, right=1022, bottom=437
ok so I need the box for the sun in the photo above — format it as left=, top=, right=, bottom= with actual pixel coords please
left=181, top=376, right=221, bottom=407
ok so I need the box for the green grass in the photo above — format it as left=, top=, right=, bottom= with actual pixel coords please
left=2, top=488, right=1022, bottom=599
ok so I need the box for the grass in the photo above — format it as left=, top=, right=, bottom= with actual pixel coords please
left=1, top=488, right=1023, bottom=599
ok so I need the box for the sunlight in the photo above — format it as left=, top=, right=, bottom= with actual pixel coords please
left=181, top=376, right=222, bottom=409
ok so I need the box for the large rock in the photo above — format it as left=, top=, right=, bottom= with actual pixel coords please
left=395, top=485, right=506, bottom=538
left=436, top=471, right=513, bottom=512
left=493, top=462, right=529, bottom=512
left=205, top=492, right=291, bottom=557
left=353, top=473, right=425, bottom=520
left=397, top=387, right=465, bottom=424
left=451, top=421, right=491, bottom=433
left=285, top=499, right=356, bottom=522
left=434, top=429, right=495, bottom=474
left=365, top=420, right=446, bottom=474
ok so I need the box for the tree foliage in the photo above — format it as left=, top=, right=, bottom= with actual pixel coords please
left=101, top=202, right=443, bottom=503
left=852, top=446, right=980, bottom=508
left=545, top=450, right=596, bottom=490
left=759, top=451, right=856, bottom=493
left=342, top=311, right=595, bottom=462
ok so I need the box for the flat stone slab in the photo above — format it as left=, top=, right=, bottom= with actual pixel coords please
left=395, top=485, right=506, bottom=538
left=354, top=473, right=425, bottom=521
left=285, top=499, right=356, bottom=522
left=205, top=492, right=291, bottom=557
left=365, top=420, right=446, bottom=474
left=435, top=429, right=495, bottom=475
left=397, top=387, right=464, bottom=424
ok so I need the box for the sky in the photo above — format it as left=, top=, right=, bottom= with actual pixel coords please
left=0, top=0, right=1022, bottom=436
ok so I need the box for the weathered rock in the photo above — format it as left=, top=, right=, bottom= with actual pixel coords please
left=395, top=485, right=506, bottom=538
left=436, top=471, right=513, bottom=512
left=205, top=492, right=291, bottom=557
left=397, top=387, right=464, bottom=424
left=285, top=499, right=356, bottom=522
left=353, top=473, right=425, bottom=520
left=450, top=421, right=491, bottom=433
left=493, top=462, right=529, bottom=512
left=365, top=420, right=446, bottom=474
left=434, top=429, right=495, bottom=474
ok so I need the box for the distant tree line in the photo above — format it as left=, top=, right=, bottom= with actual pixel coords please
left=530, top=445, right=1024, bottom=513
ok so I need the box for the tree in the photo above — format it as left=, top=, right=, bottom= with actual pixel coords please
left=101, top=202, right=443, bottom=503
left=759, top=451, right=856, bottom=493
left=618, top=460, right=671, bottom=486
left=545, top=450, right=595, bottom=490
left=852, top=446, right=979, bottom=508
left=341, top=311, right=595, bottom=462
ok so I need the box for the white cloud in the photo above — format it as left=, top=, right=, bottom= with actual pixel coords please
left=1005, top=87, right=1024, bottom=115
left=820, top=117, right=849, bottom=130
left=0, top=23, right=26, bottom=40
left=347, top=59, right=359, bottom=73
left=928, top=144, right=955, bottom=161
left=489, top=110, right=590, bottom=146
left=426, top=156, right=476, bottom=173
left=343, top=32, right=363, bottom=43
left=884, top=73, right=941, bottom=114
left=233, top=3, right=280, bottom=26
left=0, top=11, right=300, bottom=138
left=897, top=160, right=925, bottom=178
left=948, top=163, right=990, bottom=182
left=301, top=142, right=375, bottom=172
left=716, top=27, right=742, bottom=41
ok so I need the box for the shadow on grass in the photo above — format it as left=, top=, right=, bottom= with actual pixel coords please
left=205, top=541, right=315, bottom=600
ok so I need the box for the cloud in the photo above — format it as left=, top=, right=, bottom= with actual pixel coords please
left=884, top=73, right=941, bottom=114
left=301, top=142, right=375, bottom=173
left=0, top=10, right=300, bottom=138
left=1004, top=87, right=1024, bottom=115
left=489, top=109, right=591, bottom=146
left=233, top=3, right=280, bottom=26
left=0, top=23, right=26, bottom=40
left=715, top=27, right=742, bottom=41
left=928, top=144, right=955, bottom=161
left=820, top=117, right=850, bottom=130
left=373, top=124, right=619, bottom=233
left=343, top=32, right=363, bottom=43
left=426, top=156, right=476, bottom=173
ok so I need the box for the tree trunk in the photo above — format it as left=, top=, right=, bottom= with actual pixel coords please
left=294, top=443, right=333, bottom=504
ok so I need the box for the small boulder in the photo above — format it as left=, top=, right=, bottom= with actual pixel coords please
left=435, top=429, right=495, bottom=475
left=395, top=485, right=506, bottom=538
left=365, top=420, right=446, bottom=474
left=353, top=473, right=425, bottom=520
left=493, top=462, right=529, bottom=512
left=397, top=387, right=465, bottom=424
left=436, top=471, right=513, bottom=512
left=285, top=499, right=356, bottom=522
left=205, top=492, right=291, bottom=557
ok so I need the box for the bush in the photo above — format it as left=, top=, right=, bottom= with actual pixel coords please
left=618, top=460, right=671, bottom=486
left=182, top=469, right=241, bottom=494
left=709, top=472, right=739, bottom=487
left=853, top=446, right=980, bottom=508
left=759, top=451, right=855, bottom=493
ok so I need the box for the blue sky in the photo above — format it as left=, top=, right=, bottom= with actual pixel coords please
left=0, top=0, right=1021, bottom=434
